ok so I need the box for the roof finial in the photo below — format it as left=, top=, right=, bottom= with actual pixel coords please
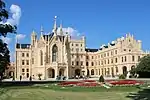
left=40, top=26, right=44, bottom=35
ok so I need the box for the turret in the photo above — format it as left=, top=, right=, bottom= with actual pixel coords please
left=60, top=21, right=63, bottom=36
left=31, top=30, right=37, bottom=46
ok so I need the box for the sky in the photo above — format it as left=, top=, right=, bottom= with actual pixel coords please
left=2, top=0, right=150, bottom=61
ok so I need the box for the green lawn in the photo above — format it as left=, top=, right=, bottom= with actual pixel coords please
left=0, top=85, right=149, bottom=100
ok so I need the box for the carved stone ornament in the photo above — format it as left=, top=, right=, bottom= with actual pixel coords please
left=38, top=41, right=45, bottom=48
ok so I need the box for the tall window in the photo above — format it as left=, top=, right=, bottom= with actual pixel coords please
left=132, top=56, right=135, bottom=62
left=46, top=46, right=48, bottom=63
left=52, top=44, right=58, bottom=62
left=125, top=56, right=127, bottom=62
left=40, top=50, right=43, bottom=65
left=138, top=56, right=140, bottom=61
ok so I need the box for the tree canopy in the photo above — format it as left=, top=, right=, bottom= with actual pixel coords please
left=0, top=0, right=17, bottom=79
left=135, top=55, right=150, bottom=78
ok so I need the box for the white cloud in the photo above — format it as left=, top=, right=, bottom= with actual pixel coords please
left=16, top=34, right=26, bottom=40
left=57, top=27, right=81, bottom=37
left=0, top=4, right=21, bottom=26
left=1, top=37, right=12, bottom=44
left=10, top=51, right=15, bottom=62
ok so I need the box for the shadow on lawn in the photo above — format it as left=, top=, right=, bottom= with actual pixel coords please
left=126, top=87, right=150, bottom=100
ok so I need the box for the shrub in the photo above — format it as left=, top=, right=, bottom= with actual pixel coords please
left=99, top=75, right=105, bottom=82
left=119, top=74, right=126, bottom=79
left=37, top=73, right=42, bottom=80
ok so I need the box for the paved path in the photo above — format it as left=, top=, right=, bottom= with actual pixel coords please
left=2, top=77, right=150, bottom=82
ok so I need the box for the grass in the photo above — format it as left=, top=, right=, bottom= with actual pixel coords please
left=0, top=84, right=148, bottom=100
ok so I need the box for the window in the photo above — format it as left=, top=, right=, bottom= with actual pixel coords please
left=22, top=68, right=25, bottom=72
left=26, top=60, right=29, bottom=65
left=122, top=57, right=124, bottom=62
left=115, top=50, right=117, bottom=54
left=92, top=56, right=94, bottom=59
left=129, top=49, right=131, bottom=52
left=72, top=43, right=73, bottom=46
left=81, top=55, right=83, bottom=58
left=91, top=62, right=94, bottom=66
left=76, top=48, right=79, bottom=52
left=115, top=58, right=117, bottom=63
left=26, top=53, right=29, bottom=57
left=132, top=56, right=135, bottom=62
left=81, top=49, right=82, bottom=51
left=108, top=59, right=109, bottom=64
left=125, top=56, right=127, bottom=62
left=32, top=58, right=34, bottom=64
left=26, top=69, right=29, bottom=72
left=76, top=44, right=78, bottom=46
left=86, top=56, right=89, bottom=59
left=111, top=59, right=113, bottom=63
left=124, top=49, right=126, bottom=51
left=22, top=53, right=24, bottom=57
left=52, top=45, right=58, bottom=62
left=107, top=52, right=109, bottom=57
left=86, top=62, right=89, bottom=66
left=76, top=61, right=79, bottom=66
left=91, top=69, right=94, bottom=75
left=40, top=50, right=43, bottom=65
left=101, top=61, right=103, bottom=65
left=72, top=48, right=74, bottom=51
left=22, top=60, right=25, bottom=65
left=116, top=67, right=118, bottom=73
left=81, top=61, right=83, bottom=66
left=138, top=56, right=140, bottom=61
left=72, top=54, right=74, bottom=58
left=111, top=51, right=113, bottom=55
left=81, top=44, right=82, bottom=47
left=72, top=61, right=74, bottom=65
left=76, top=55, right=79, bottom=58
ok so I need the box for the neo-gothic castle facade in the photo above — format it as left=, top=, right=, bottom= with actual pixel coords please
left=15, top=17, right=148, bottom=80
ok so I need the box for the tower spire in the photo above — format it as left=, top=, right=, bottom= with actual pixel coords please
left=40, top=26, right=44, bottom=35
left=53, top=16, right=57, bottom=32
left=60, top=20, right=63, bottom=35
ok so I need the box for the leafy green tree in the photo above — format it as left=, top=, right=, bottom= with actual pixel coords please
left=99, top=75, right=105, bottom=82
left=0, top=0, right=17, bottom=80
left=135, top=55, right=150, bottom=78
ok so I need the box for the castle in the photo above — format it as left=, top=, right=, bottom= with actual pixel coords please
left=15, top=16, right=148, bottom=80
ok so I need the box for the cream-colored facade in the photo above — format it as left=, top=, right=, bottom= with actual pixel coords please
left=15, top=17, right=148, bottom=80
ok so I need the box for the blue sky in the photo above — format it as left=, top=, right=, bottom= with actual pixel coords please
left=3, top=0, right=150, bottom=61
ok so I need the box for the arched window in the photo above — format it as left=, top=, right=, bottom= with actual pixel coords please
left=40, top=50, right=43, bottom=65
left=52, top=44, right=58, bottom=62
left=91, top=69, right=94, bottom=75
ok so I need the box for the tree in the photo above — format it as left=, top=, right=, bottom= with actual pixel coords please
left=99, top=75, right=105, bottom=82
left=0, top=0, right=17, bottom=80
left=135, top=55, right=150, bottom=78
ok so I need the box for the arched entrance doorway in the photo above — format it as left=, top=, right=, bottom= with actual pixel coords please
left=9, top=71, right=14, bottom=77
left=87, top=69, right=90, bottom=76
left=91, top=69, right=94, bottom=75
left=47, top=68, right=55, bottom=78
left=75, top=69, right=81, bottom=76
left=131, top=65, right=135, bottom=70
left=59, top=68, right=65, bottom=76
left=111, top=67, right=114, bottom=77
left=122, top=66, right=127, bottom=76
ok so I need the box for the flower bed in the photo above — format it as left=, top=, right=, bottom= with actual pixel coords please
left=58, top=79, right=144, bottom=87
left=107, top=80, right=144, bottom=85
